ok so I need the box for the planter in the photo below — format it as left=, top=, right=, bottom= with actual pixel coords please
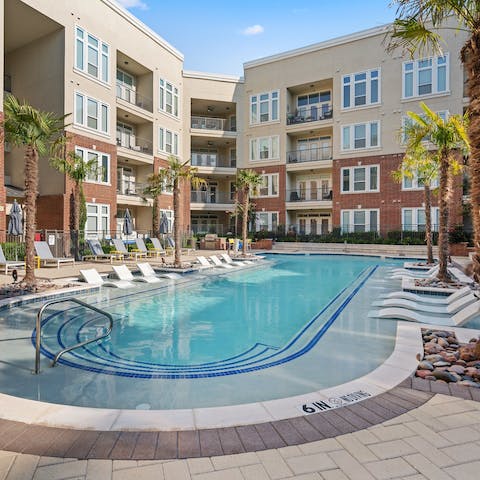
left=450, top=242, right=469, bottom=257
left=252, top=238, right=273, bottom=250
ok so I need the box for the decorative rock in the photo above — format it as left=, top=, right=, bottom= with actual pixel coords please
left=432, top=370, right=457, bottom=382
left=416, top=370, right=434, bottom=379
left=437, top=338, right=449, bottom=348
left=454, top=360, right=467, bottom=366
left=433, top=361, right=451, bottom=367
left=418, top=361, right=434, bottom=371
left=435, top=331, right=449, bottom=337
left=448, top=365, right=465, bottom=375
left=425, top=354, right=443, bottom=362
left=425, top=343, right=444, bottom=354
left=447, top=336, right=457, bottom=344
left=459, top=380, right=480, bottom=388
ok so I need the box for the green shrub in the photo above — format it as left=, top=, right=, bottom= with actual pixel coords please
left=1, top=242, right=25, bottom=261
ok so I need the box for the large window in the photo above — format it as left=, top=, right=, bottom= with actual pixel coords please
left=249, top=136, right=279, bottom=161
left=250, top=91, right=279, bottom=125
left=75, top=147, right=109, bottom=184
left=342, top=69, right=380, bottom=109
left=341, top=165, right=379, bottom=193
left=158, top=128, right=179, bottom=155
left=159, top=79, right=179, bottom=117
left=256, top=212, right=278, bottom=231
left=85, top=203, right=110, bottom=236
left=403, top=54, right=449, bottom=99
left=341, top=209, right=379, bottom=233
left=402, top=207, right=439, bottom=231
left=75, top=27, right=109, bottom=84
left=341, top=121, right=379, bottom=151
left=402, top=171, right=439, bottom=190
left=74, top=92, right=109, bottom=134
left=159, top=209, right=174, bottom=233
left=402, top=110, right=448, bottom=143
left=253, top=174, right=279, bottom=198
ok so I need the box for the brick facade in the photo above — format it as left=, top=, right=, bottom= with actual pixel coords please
left=0, top=111, right=5, bottom=240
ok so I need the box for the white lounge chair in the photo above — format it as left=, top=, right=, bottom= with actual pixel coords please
left=379, top=286, right=472, bottom=304
left=371, top=292, right=477, bottom=314
left=136, top=262, right=180, bottom=280
left=390, top=264, right=438, bottom=275
left=149, top=238, right=167, bottom=256
left=34, top=241, right=75, bottom=268
left=80, top=268, right=133, bottom=288
left=113, top=264, right=161, bottom=283
left=389, top=266, right=439, bottom=280
left=220, top=253, right=251, bottom=266
left=196, top=256, right=224, bottom=270
left=210, top=255, right=235, bottom=269
left=368, top=298, right=480, bottom=327
left=134, top=238, right=164, bottom=258
left=0, top=244, right=24, bottom=274
left=111, top=239, right=147, bottom=260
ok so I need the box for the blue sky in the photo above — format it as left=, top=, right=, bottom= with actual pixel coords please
left=116, top=0, right=397, bottom=75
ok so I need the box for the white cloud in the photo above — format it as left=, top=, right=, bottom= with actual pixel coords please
left=116, top=0, right=148, bottom=10
left=242, top=24, right=264, bottom=36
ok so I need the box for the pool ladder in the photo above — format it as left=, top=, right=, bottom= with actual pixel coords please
left=34, top=298, right=114, bottom=374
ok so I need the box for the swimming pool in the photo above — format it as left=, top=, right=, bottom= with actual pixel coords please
left=0, top=255, right=416, bottom=409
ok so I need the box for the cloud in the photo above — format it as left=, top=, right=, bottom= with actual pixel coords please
left=116, top=0, right=148, bottom=10
left=242, top=24, right=264, bottom=36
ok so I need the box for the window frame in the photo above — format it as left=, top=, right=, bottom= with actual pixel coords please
left=74, top=146, right=110, bottom=185
left=159, top=78, right=179, bottom=117
left=402, top=171, right=439, bottom=190
left=75, top=26, right=109, bottom=84
left=255, top=211, right=279, bottom=231
left=252, top=173, right=279, bottom=198
left=74, top=91, right=110, bottom=135
left=341, top=165, right=380, bottom=194
left=85, top=203, right=110, bottom=237
left=340, top=209, right=380, bottom=233
left=402, top=207, right=439, bottom=232
left=342, top=68, right=381, bottom=110
left=341, top=121, right=380, bottom=151
left=158, top=127, right=179, bottom=156
left=249, top=90, right=279, bottom=125
left=249, top=135, right=280, bottom=162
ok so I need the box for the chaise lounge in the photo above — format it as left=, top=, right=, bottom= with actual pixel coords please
left=34, top=241, right=75, bottom=268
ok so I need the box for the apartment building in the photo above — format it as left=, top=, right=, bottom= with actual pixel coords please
left=0, top=1, right=469, bottom=239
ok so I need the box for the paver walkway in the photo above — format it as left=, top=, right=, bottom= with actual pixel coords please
left=1, top=393, right=479, bottom=479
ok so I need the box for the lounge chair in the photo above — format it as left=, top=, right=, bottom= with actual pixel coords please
left=166, top=236, right=194, bottom=255
left=368, top=297, right=480, bottom=326
left=220, top=253, right=252, bottom=266
left=0, top=244, right=24, bottom=274
left=389, top=266, right=439, bottom=280
left=149, top=237, right=167, bottom=256
left=196, top=256, right=221, bottom=269
left=134, top=238, right=164, bottom=258
left=379, top=286, right=472, bottom=304
left=390, top=264, right=439, bottom=275
left=111, top=239, right=147, bottom=260
left=112, top=264, right=161, bottom=283
left=210, top=255, right=235, bottom=269
left=80, top=268, right=133, bottom=288
left=371, top=292, right=477, bottom=314
left=84, top=239, right=119, bottom=263
left=136, top=262, right=181, bottom=280
left=34, top=241, right=75, bottom=268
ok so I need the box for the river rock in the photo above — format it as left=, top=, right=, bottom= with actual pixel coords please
left=433, top=361, right=451, bottom=367
left=432, top=370, right=458, bottom=382
left=438, top=338, right=450, bottom=348
left=454, top=360, right=467, bottom=366
left=447, top=336, right=457, bottom=344
left=425, top=354, right=443, bottom=363
left=416, top=370, right=433, bottom=379
left=425, top=343, right=444, bottom=354
left=418, top=361, right=434, bottom=371
left=435, top=331, right=449, bottom=337
left=448, top=365, right=465, bottom=375
left=459, top=380, right=480, bottom=388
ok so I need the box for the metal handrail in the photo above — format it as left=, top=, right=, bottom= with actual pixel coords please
left=35, top=298, right=114, bottom=374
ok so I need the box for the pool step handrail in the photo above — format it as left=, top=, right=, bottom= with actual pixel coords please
left=35, top=298, right=114, bottom=374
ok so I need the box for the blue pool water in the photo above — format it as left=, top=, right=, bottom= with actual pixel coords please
left=0, top=254, right=429, bottom=409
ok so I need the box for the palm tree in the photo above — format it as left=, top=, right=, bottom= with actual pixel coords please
left=1, top=95, right=66, bottom=287
left=402, top=103, right=469, bottom=280
left=50, top=149, right=97, bottom=260
left=393, top=128, right=440, bottom=264
left=142, top=173, right=164, bottom=237
left=387, top=0, right=480, bottom=277
left=151, top=156, right=205, bottom=267
left=235, top=169, right=263, bottom=255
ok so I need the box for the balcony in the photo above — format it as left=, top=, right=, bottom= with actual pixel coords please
left=191, top=116, right=235, bottom=132
left=116, top=180, right=152, bottom=207
left=117, top=181, right=147, bottom=197
left=286, top=188, right=333, bottom=210
left=191, top=152, right=236, bottom=169
left=287, top=146, right=332, bottom=164
left=287, top=105, right=332, bottom=126
left=116, top=83, right=153, bottom=113
left=190, top=191, right=234, bottom=204
left=116, top=131, right=153, bottom=156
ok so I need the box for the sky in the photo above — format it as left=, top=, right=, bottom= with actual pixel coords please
left=116, top=0, right=398, bottom=75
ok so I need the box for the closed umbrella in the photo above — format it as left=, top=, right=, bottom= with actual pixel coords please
left=159, top=212, right=169, bottom=234
left=8, top=200, right=23, bottom=236
left=123, top=208, right=133, bottom=236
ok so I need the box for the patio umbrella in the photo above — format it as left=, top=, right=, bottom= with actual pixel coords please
left=7, top=200, right=23, bottom=236
left=123, top=208, right=133, bottom=236
left=159, top=212, right=169, bottom=234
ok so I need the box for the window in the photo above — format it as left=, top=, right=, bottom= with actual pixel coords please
left=341, top=122, right=380, bottom=151
left=249, top=136, right=279, bottom=161
left=250, top=91, right=279, bottom=124
left=159, top=79, right=179, bottom=117
left=403, top=54, right=449, bottom=99
left=342, top=69, right=380, bottom=109
left=402, top=171, right=439, bottom=190
left=229, top=148, right=237, bottom=167
left=74, top=92, right=109, bottom=134
left=341, top=165, right=379, bottom=193
left=297, top=91, right=331, bottom=117
left=256, top=212, right=278, bottom=231
left=75, top=27, right=109, bottom=83
left=158, top=128, right=179, bottom=155
left=86, top=203, right=110, bottom=236
left=402, top=207, right=439, bottom=231
left=341, top=209, right=379, bottom=233
left=75, top=147, right=109, bottom=184
left=401, top=110, right=448, bottom=143
left=253, top=174, right=279, bottom=198
left=159, top=209, right=174, bottom=233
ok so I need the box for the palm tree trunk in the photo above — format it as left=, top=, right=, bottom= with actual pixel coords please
left=424, top=184, right=434, bottom=264
left=23, top=146, right=38, bottom=287
left=152, top=196, right=159, bottom=238
left=437, top=150, right=450, bottom=281
left=242, top=189, right=249, bottom=256
left=72, top=182, right=81, bottom=261
left=173, top=178, right=181, bottom=267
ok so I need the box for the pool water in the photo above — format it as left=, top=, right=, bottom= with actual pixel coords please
left=0, top=255, right=419, bottom=409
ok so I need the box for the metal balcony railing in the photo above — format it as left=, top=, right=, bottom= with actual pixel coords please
left=191, top=152, right=236, bottom=168
left=116, top=131, right=153, bottom=155
left=287, top=146, right=333, bottom=164
left=190, top=191, right=235, bottom=204
left=116, top=83, right=153, bottom=113
left=116, top=181, right=148, bottom=197
left=287, top=189, right=333, bottom=202
left=191, top=116, right=233, bottom=131
left=287, top=104, right=333, bottom=125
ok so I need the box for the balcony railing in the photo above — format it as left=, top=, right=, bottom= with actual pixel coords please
left=287, top=189, right=333, bottom=202
left=190, top=191, right=234, bottom=204
left=116, top=83, right=153, bottom=113
left=287, top=104, right=333, bottom=125
left=116, top=131, right=153, bottom=155
left=287, top=146, right=333, bottom=164
left=191, top=116, right=236, bottom=131
left=191, top=152, right=236, bottom=168
left=117, top=181, right=148, bottom=197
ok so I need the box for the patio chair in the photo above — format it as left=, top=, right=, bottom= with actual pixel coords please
left=84, top=239, right=119, bottom=264
left=0, top=244, right=25, bottom=275
left=136, top=262, right=181, bottom=280
left=112, top=264, right=161, bottom=284
left=389, top=266, right=439, bottom=280
left=34, top=241, right=75, bottom=268
left=79, top=268, right=133, bottom=288
left=149, top=237, right=167, bottom=256
left=209, top=255, right=235, bottom=269
left=111, top=239, right=147, bottom=261
left=390, top=264, right=439, bottom=276
left=219, top=253, right=249, bottom=267
left=134, top=238, right=164, bottom=258
left=379, top=286, right=472, bottom=304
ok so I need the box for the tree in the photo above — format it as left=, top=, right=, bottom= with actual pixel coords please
left=142, top=172, right=165, bottom=237
left=235, top=169, right=263, bottom=255
left=149, top=156, right=206, bottom=267
left=401, top=103, right=469, bottom=280
left=387, top=0, right=480, bottom=278
left=1, top=95, right=66, bottom=287
left=50, top=149, right=97, bottom=260
left=393, top=126, right=440, bottom=264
